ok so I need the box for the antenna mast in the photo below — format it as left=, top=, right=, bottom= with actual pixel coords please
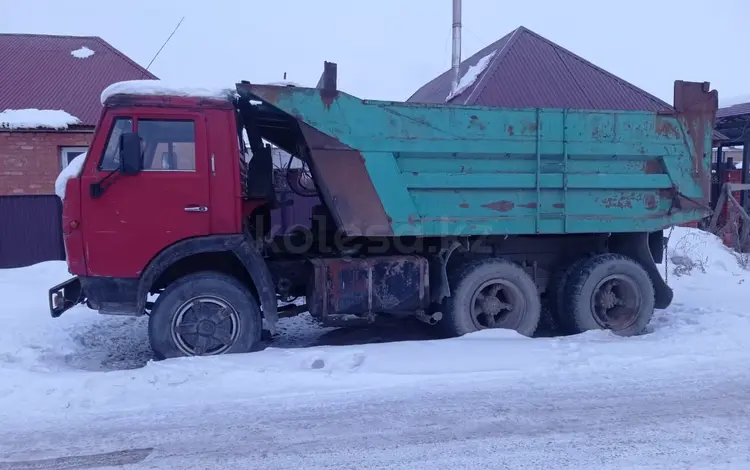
left=146, top=16, right=185, bottom=71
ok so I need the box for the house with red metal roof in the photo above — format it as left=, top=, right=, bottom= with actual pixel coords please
left=0, top=33, right=157, bottom=268
left=408, top=26, right=676, bottom=111
left=409, top=26, right=727, bottom=144
left=0, top=33, right=157, bottom=196
left=408, top=25, right=735, bottom=229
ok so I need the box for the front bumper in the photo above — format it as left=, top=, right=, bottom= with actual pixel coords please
left=49, top=277, right=85, bottom=318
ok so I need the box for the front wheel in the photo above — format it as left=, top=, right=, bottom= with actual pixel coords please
left=148, top=271, right=262, bottom=359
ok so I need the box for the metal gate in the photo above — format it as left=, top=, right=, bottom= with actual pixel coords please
left=0, top=191, right=320, bottom=270
left=0, top=195, right=65, bottom=269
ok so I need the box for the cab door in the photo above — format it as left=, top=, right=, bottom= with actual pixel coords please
left=80, top=110, right=211, bottom=278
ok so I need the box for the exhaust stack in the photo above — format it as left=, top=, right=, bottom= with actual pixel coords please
left=450, top=0, right=462, bottom=97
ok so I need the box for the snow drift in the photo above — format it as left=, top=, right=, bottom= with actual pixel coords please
left=0, top=227, right=748, bottom=423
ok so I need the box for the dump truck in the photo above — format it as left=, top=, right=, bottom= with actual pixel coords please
left=48, top=63, right=718, bottom=359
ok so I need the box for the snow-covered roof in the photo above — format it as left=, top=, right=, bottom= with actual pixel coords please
left=0, top=109, right=81, bottom=130
left=0, top=34, right=157, bottom=126
left=70, top=46, right=94, bottom=59
left=446, top=50, right=496, bottom=102
left=100, top=80, right=236, bottom=105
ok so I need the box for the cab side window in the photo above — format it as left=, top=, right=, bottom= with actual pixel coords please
left=98, top=117, right=134, bottom=171
left=139, top=119, right=196, bottom=171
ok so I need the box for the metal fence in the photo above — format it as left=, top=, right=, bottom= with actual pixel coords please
left=0, top=191, right=320, bottom=269
left=0, top=195, right=65, bottom=269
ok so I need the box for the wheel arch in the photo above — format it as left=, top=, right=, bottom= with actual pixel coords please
left=136, top=235, right=279, bottom=333
left=608, top=231, right=672, bottom=309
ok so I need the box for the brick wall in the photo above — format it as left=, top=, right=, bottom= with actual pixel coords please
left=0, top=129, right=94, bottom=195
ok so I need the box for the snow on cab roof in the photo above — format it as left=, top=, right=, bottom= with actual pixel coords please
left=0, top=109, right=81, bottom=130
left=100, top=80, right=237, bottom=105
left=100, top=79, right=305, bottom=105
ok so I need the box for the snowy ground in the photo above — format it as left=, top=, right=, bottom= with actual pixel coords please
left=1, top=227, right=749, bottom=468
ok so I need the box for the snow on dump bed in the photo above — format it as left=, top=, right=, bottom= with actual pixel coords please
left=0, top=109, right=80, bottom=130
left=100, top=79, right=236, bottom=105
left=446, top=50, right=497, bottom=102
left=55, top=152, right=86, bottom=200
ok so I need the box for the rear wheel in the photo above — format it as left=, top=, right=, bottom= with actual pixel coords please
left=148, top=271, right=262, bottom=359
left=440, top=258, right=541, bottom=337
left=546, top=256, right=590, bottom=334
left=561, top=253, right=655, bottom=336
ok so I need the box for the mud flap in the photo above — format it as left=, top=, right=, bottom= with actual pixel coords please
left=231, top=236, right=279, bottom=335
left=608, top=231, right=673, bottom=309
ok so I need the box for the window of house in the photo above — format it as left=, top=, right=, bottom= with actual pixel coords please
left=60, top=146, right=88, bottom=170
left=99, top=117, right=134, bottom=171
left=139, top=120, right=196, bottom=171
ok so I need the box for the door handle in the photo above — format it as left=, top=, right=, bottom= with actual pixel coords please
left=184, top=205, right=208, bottom=212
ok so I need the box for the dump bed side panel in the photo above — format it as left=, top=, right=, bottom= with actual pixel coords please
left=241, top=82, right=716, bottom=237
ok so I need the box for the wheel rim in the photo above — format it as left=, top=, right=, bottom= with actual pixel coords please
left=170, top=296, right=241, bottom=356
left=470, top=279, right=525, bottom=330
left=590, top=274, right=641, bottom=331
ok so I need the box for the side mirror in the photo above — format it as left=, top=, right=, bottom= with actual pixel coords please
left=119, top=132, right=142, bottom=175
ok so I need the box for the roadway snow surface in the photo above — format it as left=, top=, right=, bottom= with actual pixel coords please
left=1, top=226, right=749, bottom=468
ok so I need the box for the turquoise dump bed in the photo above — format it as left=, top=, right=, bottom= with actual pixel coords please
left=237, top=80, right=718, bottom=238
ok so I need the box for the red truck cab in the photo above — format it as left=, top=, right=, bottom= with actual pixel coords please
left=70, top=94, right=244, bottom=279
left=50, top=86, right=282, bottom=358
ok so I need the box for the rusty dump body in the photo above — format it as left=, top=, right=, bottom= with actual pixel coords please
left=236, top=76, right=718, bottom=239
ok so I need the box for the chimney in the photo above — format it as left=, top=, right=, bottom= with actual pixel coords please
left=450, top=0, right=462, bottom=96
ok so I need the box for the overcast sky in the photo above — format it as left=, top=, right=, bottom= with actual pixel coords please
left=3, top=0, right=748, bottom=105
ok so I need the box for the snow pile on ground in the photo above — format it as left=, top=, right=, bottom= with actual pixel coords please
left=70, top=46, right=94, bottom=59
left=100, top=80, right=237, bottom=105
left=666, top=225, right=749, bottom=277
left=54, top=152, right=86, bottom=200
left=446, top=50, right=496, bottom=102
left=0, top=109, right=80, bottom=130
left=0, top=227, right=748, bottom=422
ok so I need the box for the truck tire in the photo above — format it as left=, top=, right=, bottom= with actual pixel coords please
left=561, top=253, right=655, bottom=336
left=148, top=271, right=262, bottom=359
left=546, top=256, right=590, bottom=334
left=440, top=258, right=541, bottom=338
